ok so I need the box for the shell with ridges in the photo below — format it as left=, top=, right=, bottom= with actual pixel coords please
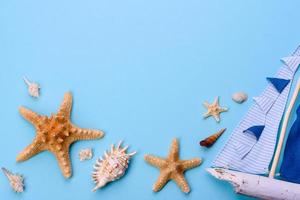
left=92, top=141, right=136, bottom=191
left=1, top=167, right=24, bottom=193
left=79, top=148, right=93, bottom=161
left=232, top=92, right=248, bottom=104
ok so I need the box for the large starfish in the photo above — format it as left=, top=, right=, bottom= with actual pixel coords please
left=16, top=92, right=104, bottom=178
left=144, top=138, right=201, bottom=193
left=203, top=96, right=228, bottom=122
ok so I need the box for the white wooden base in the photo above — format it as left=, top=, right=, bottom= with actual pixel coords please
left=207, top=168, right=300, bottom=200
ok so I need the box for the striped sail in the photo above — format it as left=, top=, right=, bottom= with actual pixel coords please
left=213, top=46, right=300, bottom=174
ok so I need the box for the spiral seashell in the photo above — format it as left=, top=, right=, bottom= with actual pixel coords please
left=200, top=128, right=226, bottom=148
left=92, top=141, right=136, bottom=191
left=1, top=167, right=24, bottom=193
left=23, top=76, right=40, bottom=98
left=232, top=92, right=248, bottom=104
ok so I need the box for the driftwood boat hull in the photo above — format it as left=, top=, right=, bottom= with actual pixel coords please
left=207, top=168, right=300, bottom=200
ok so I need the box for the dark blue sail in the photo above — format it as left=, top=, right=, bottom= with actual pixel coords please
left=280, top=104, right=300, bottom=183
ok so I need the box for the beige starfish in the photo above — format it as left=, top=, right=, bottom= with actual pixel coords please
left=144, top=138, right=201, bottom=193
left=16, top=92, right=104, bottom=178
left=203, top=96, right=228, bottom=122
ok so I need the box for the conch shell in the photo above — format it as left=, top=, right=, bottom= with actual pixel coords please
left=1, top=167, right=24, bottom=193
left=200, top=128, right=226, bottom=147
left=92, top=141, right=136, bottom=191
left=23, top=76, right=40, bottom=98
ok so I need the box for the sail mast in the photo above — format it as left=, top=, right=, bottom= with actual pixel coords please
left=269, top=77, right=300, bottom=178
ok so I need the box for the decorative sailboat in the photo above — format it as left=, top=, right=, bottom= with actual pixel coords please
left=207, top=45, right=300, bottom=200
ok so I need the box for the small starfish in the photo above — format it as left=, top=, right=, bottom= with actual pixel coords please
left=16, top=92, right=104, bottom=178
left=144, top=138, right=201, bottom=193
left=203, top=96, right=228, bottom=122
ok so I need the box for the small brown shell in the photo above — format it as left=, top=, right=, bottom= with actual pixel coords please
left=200, top=128, right=226, bottom=147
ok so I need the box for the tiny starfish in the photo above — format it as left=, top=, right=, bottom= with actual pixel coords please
left=144, top=138, right=201, bottom=193
left=203, top=96, right=228, bottom=122
left=16, top=92, right=104, bottom=178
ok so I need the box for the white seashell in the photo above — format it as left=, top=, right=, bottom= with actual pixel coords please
left=232, top=92, right=248, bottom=104
left=79, top=148, right=93, bottom=161
left=23, top=76, right=40, bottom=98
left=1, top=167, right=24, bottom=193
left=92, top=141, right=136, bottom=191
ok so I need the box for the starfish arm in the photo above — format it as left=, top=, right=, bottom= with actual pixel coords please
left=58, top=92, right=73, bottom=118
left=203, top=101, right=209, bottom=108
left=144, top=155, right=167, bottom=168
left=172, top=173, right=190, bottom=193
left=213, top=96, right=219, bottom=106
left=180, top=158, right=201, bottom=171
left=168, top=138, right=179, bottom=161
left=16, top=138, right=44, bottom=162
left=53, top=148, right=72, bottom=178
left=19, top=107, right=41, bottom=126
left=220, top=107, right=228, bottom=112
left=213, top=114, right=220, bottom=122
left=203, top=112, right=211, bottom=118
left=69, top=125, right=104, bottom=142
left=152, top=172, right=170, bottom=192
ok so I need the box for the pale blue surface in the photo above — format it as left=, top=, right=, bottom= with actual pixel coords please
left=1, top=0, right=300, bottom=199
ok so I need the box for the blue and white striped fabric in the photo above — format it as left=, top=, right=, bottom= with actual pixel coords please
left=213, top=46, right=300, bottom=175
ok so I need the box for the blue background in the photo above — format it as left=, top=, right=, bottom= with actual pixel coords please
left=1, top=0, right=300, bottom=199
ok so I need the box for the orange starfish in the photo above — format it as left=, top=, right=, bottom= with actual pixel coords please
left=16, top=92, right=104, bottom=178
left=144, top=138, right=201, bottom=193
